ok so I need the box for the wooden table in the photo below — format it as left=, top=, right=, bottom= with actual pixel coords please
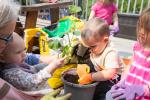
left=21, top=1, right=73, bottom=29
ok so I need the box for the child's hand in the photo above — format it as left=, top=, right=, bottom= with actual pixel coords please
left=53, top=58, right=65, bottom=68
left=45, top=58, right=65, bottom=74
left=110, top=85, right=145, bottom=100
left=40, top=55, right=58, bottom=64
left=110, top=79, right=126, bottom=94
left=109, top=25, right=119, bottom=36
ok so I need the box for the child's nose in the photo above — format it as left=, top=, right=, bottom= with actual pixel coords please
left=21, top=51, right=26, bottom=58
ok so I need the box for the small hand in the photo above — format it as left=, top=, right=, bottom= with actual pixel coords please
left=46, top=58, right=65, bottom=74
left=41, top=88, right=71, bottom=100
left=109, top=25, right=119, bottom=36
left=54, top=58, right=65, bottom=68
left=111, top=84, right=144, bottom=100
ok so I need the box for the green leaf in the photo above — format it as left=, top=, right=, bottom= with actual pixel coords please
left=48, top=40, right=62, bottom=51
left=73, top=30, right=81, bottom=35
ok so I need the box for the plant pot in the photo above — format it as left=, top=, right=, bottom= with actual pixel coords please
left=61, top=69, right=98, bottom=100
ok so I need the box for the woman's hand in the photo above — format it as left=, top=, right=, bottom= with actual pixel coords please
left=41, top=88, right=71, bottom=100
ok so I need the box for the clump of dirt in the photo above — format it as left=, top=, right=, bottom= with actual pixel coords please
left=64, top=74, right=79, bottom=84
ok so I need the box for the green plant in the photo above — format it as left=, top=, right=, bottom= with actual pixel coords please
left=48, top=29, right=80, bottom=64
left=48, top=39, right=62, bottom=51
left=68, top=5, right=82, bottom=14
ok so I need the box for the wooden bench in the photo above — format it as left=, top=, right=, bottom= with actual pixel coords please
left=18, top=16, right=51, bottom=28
left=20, top=1, right=73, bottom=29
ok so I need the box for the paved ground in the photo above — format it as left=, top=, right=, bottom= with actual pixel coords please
left=110, top=36, right=136, bottom=57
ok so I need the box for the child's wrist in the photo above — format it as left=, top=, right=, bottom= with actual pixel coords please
left=44, top=63, right=56, bottom=74
left=90, top=73, right=94, bottom=81
left=144, top=85, right=150, bottom=96
left=40, top=69, right=52, bottom=78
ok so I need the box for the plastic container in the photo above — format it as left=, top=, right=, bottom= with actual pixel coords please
left=61, top=69, right=98, bottom=100
left=24, top=28, right=50, bottom=55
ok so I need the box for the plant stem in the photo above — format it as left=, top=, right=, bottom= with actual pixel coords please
left=67, top=33, right=72, bottom=47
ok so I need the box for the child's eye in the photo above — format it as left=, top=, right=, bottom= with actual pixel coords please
left=16, top=48, right=26, bottom=54
left=89, top=45, right=96, bottom=49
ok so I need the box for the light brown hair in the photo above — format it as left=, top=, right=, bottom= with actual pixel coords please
left=97, top=0, right=114, bottom=4
left=81, top=18, right=109, bottom=41
left=136, top=8, right=150, bottom=46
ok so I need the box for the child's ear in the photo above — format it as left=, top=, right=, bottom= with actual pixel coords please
left=103, top=36, right=109, bottom=42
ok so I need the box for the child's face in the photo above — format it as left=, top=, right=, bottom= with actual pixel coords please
left=3, top=37, right=26, bottom=65
left=82, top=35, right=108, bottom=55
left=142, top=33, right=150, bottom=48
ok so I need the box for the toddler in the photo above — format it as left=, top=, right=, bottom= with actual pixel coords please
left=89, top=0, right=119, bottom=35
left=79, top=18, right=123, bottom=100
left=110, top=8, right=150, bottom=100
left=0, top=32, right=64, bottom=91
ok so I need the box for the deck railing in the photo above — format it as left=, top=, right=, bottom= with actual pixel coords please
left=16, top=0, right=150, bottom=20
left=73, top=0, right=150, bottom=19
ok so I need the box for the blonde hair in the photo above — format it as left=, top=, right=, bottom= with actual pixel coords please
left=97, top=0, right=114, bottom=4
left=81, top=18, right=109, bottom=41
left=0, top=0, right=20, bottom=29
left=136, top=8, right=150, bottom=46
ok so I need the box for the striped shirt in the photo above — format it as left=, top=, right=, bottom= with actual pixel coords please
left=125, top=42, right=150, bottom=100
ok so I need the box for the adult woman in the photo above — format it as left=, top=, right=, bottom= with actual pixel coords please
left=0, top=0, right=34, bottom=99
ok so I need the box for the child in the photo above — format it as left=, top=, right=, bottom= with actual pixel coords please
left=110, top=8, right=150, bottom=100
left=0, top=32, right=64, bottom=91
left=89, top=0, right=119, bottom=36
left=79, top=18, right=123, bottom=100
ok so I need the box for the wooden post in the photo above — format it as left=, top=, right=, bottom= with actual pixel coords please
left=50, top=7, right=59, bottom=24
left=25, top=11, right=38, bottom=29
